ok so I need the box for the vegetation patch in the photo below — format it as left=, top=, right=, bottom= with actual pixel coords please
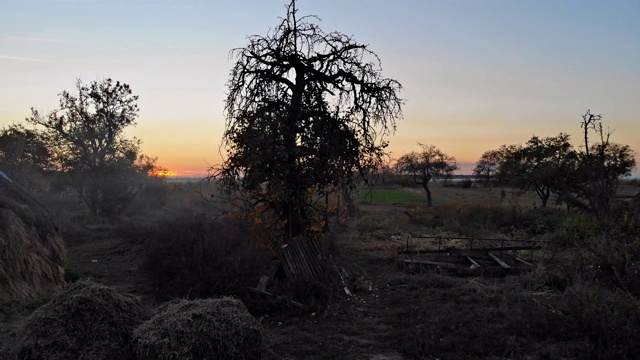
left=15, top=280, right=149, bottom=360
left=0, top=177, right=66, bottom=306
left=359, top=188, right=425, bottom=204
left=143, top=214, right=272, bottom=302
left=133, top=297, right=263, bottom=360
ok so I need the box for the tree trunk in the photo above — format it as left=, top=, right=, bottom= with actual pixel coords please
left=283, top=201, right=308, bottom=241
left=341, top=184, right=357, bottom=216
left=88, top=185, right=99, bottom=216
left=423, top=182, right=432, bottom=207
left=534, top=183, right=550, bottom=208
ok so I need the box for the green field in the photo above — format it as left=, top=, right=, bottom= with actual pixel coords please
left=359, top=188, right=425, bottom=203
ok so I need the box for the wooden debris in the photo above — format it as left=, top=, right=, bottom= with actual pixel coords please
left=487, top=252, right=511, bottom=269
left=279, top=236, right=329, bottom=281
left=515, top=257, right=534, bottom=267
left=399, top=243, right=538, bottom=277
left=466, top=256, right=481, bottom=269
left=248, top=287, right=304, bottom=309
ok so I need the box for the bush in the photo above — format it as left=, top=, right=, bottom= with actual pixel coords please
left=561, top=284, right=640, bottom=359
left=438, top=203, right=525, bottom=237
left=143, top=214, right=272, bottom=302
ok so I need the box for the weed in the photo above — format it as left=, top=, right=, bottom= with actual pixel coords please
left=64, top=267, right=91, bottom=283
left=561, top=283, right=640, bottom=359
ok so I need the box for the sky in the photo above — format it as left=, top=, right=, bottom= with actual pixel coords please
left=1, top=0, right=639, bottom=176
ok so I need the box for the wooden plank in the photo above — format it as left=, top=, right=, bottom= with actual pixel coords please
left=301, top=239, right=323, bottom=276
left=281, top=247, right=297, bottom=277
left=400, top=259, right=461, bottom=268
left=248, top=286, right=272, bottom=296
left=295, top=239, right=318, bottom=279
left=398, top=249, right=448, bottom=254
left=474, top=245, right=541, bottom=252
left=446, top=248, right=492, bottom=259
left=487, top=252, right=511, bottom=269
left=306, top=238, right=327, bottom=276
left=288, top=245, right=306, bottom=277
left=399, top=245, right=541, bottom=255
left=466, top=256, right=481, bottom=268
left=293, top=240, right=316, bottom=279
left=515, top=257, right=534, bottom=267
left=256, top=275, right=270, bottom=292
left=308, top=237, right=325, bottom=259
left=247, top=287, right=304, bottom=309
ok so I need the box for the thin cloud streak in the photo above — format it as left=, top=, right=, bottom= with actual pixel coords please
left=1, top=35, right=78, bottom=44
left=0, top=55, right=49, bottom=62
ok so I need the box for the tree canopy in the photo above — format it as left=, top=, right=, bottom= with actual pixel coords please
left=501, top=134, right=575, bottom=208
left=396, top=144, right=457, bottom=207
left=28, top=78, right=151, bottom=215
left=474, top=111, right=635, bottom=215
left=0, top=124, right=54, bottom=192
left=212, top=0, right=403, bottom=240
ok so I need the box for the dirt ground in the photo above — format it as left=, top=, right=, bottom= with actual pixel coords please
left=0, top=184, right=613, bottom=359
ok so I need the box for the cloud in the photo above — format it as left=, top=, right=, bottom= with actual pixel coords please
left=1, top=35, right=77, bottom=44
left=0, top=55, right=48, bottom=62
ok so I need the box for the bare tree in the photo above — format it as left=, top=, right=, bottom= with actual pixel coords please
left=396, top=144, right=457, bottom=207
left=575, top=110, right=636, bottom=222
left=212, top=0, right=403, bottom=240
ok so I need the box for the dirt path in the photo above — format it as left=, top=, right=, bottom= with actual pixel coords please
left=65, top=224, right=155, bottom=300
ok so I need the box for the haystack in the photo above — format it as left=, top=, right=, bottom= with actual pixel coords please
left=0, top=176, right=66, bottom=305
left=15, top=280, right=150, bottom=360
left=134, top=297, right=263, bottom=360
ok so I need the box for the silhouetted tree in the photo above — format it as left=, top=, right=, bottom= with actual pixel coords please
left=473, top=145, right=516, bottom=187
left=27, top=78, right=147, bottom=215
left=212, top=0, right=403, bottom=240
left=572, top=110, right=636, bottom=222
left=0, top=124, right=54, bottom=191
left=396, top=144, right=457, bottom=207
left=503, top=134, right=575, bottom=208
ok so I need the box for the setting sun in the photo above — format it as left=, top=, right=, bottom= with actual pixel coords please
left=150, top=169, right=177, bottom=177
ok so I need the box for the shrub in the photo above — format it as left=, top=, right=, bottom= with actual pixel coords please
left=561, top=283, right=640, bottom=359
left=143, top=214, right=272, bottom=302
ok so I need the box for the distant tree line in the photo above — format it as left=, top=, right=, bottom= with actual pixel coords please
left=472, top=110, right=635, bottom=221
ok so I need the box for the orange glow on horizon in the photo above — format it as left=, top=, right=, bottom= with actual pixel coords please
left=150, top=169, right=178, bottom=177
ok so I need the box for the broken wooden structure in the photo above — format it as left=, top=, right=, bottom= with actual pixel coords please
left=248, top=236, right=338, bottom=308
left=398, top=236, right=541, bottom=277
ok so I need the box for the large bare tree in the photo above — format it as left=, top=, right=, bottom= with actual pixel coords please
left=212, top=1, right=403, bottom=240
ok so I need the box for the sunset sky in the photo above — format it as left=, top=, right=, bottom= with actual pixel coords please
left=1, top=0, right=639, bottom=176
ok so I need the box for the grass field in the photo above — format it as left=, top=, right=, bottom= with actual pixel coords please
left=2, top=178, right=639, bottom=360
left=358, top=187, right=425, bottom=203
left=358, top=182, right=548, bottom=208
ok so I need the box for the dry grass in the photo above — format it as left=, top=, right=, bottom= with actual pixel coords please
left=133, top=297, right=263, bottom=360
left=15, top=280, right=149, bottom=360
left=0, top=178, right=66, bottom=305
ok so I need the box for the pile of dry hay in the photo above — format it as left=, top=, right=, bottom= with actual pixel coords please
left=15, top=280, right=150, bottom=360
left=134, top=297, right=264, bottom=360
left=0, top=177, right=66, bottom=305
